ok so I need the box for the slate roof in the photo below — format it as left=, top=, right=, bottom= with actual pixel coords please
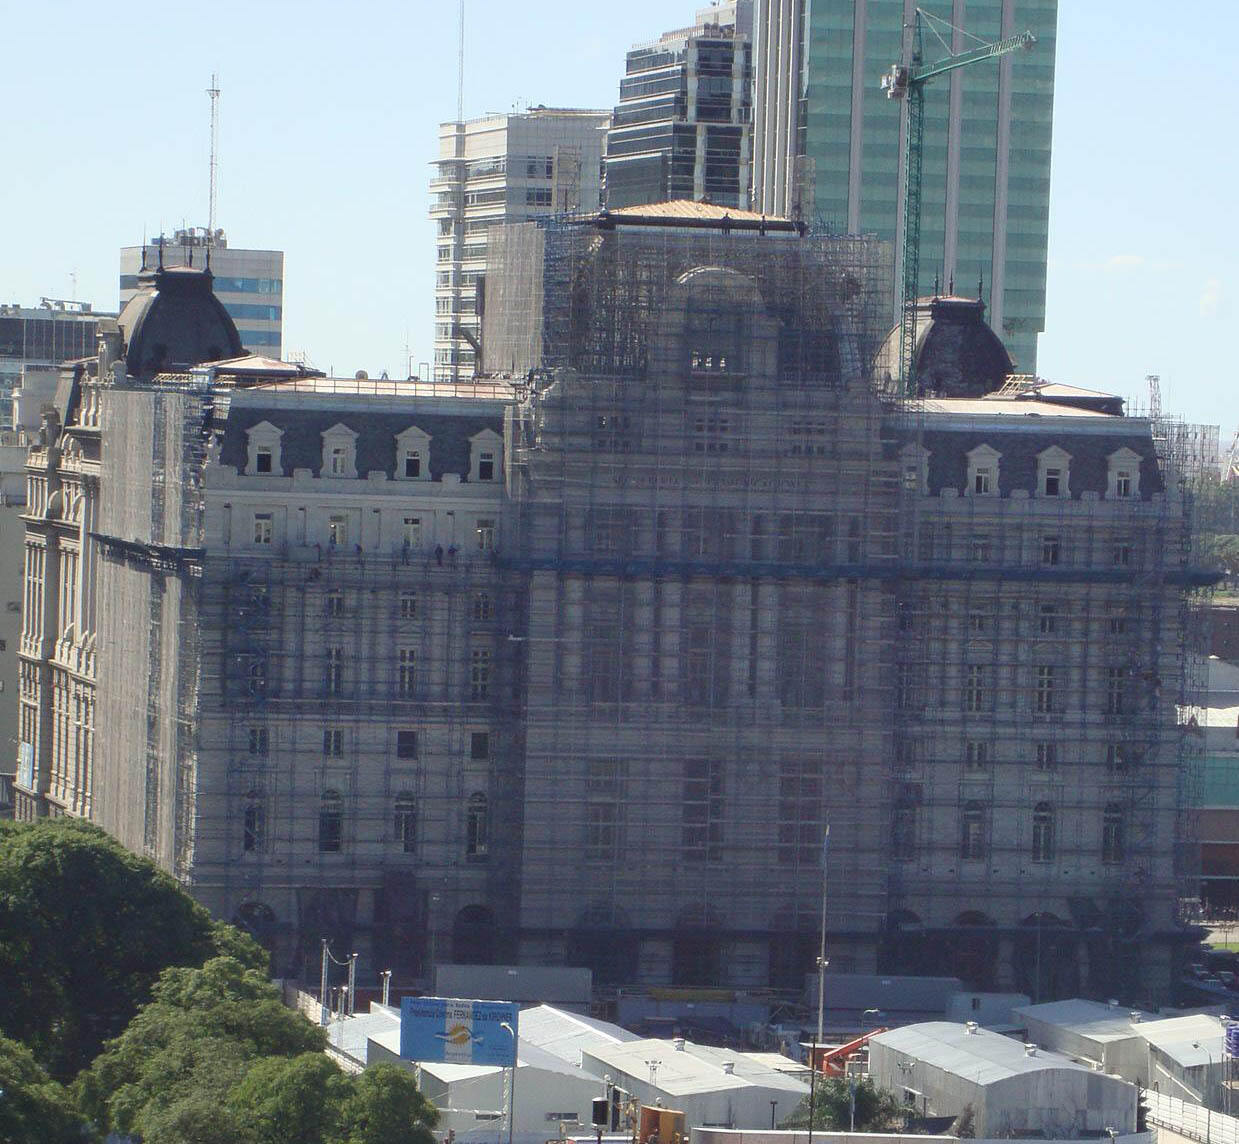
left=920, top=426, right=1164, bottom=498
left=219, top=406, right=504, bottom=482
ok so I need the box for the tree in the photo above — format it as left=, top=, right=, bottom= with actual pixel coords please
left=336, top=1063, right=440, bottom=1144
left=0, top=1033, right=92, bottom=1144
left=228, top=1053, right=350, bottom=1144
left=0, top=819, right=260, bottom=1079
left=781, top=1076, right=905, bottom=1132
left=77, top=956, right=325, bottom=1137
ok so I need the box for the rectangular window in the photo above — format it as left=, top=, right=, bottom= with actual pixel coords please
left=965, top=741, right=989, bottom=770
left=1044, top=468, right=1062, bottom=497
left=402, top=517, right=421, bottom=547
left=478, top=451, right=496, bottom=481
left=1038, top=604, right=1058, bottom=634
left=1035, top=666, right=1056, bottom=714
left=399, top=592, right=417, bottom=620
left=396, top=730, right=418, bottom=759
left=1113, top=540, right=1133, bottom=566
left=973, top=467, right=992, bottom=495
left=1106, top=667, right=1126, bottom=715
left=473, top=592, right=493, bottom=621
left=1115, top=470, right=1133, bottom=497
left=326, top=589, right=345, bottom=617
left=969, top=536, right=991, bottom=563
left=253, top=513, right=273, bottom=545
left=255, top=448, right=273, bottom=474
left=398, top=648, right=417, bottom=697
left=476, top=519, right=495, bottom=552
left=330, top=446, right=348, bottom=475
left=328, top=515, right=348, bottom=547
left=470, top=648, right=491, bottom=700
left=323, top=727, right=344, bottom=756
left=248, top=727, right=269, bottom=756
left=1036, top=742, right=1057, bottom=771
left=243, top=798, right=266, bottom=853
left=470, top=731, right=490, bottom=760
left=968, top=609, right=992, bottom=635
left=777, top=758, right=822, bottom=866
left=325, top=648, right=345, bottom=695
left=682, top=758, right=723, bottom=862
left=964, top=665, right=988, bottom=712
left=1041, top=535, right=1060, bottom=565
left=403, top=450, right=422, bottom=478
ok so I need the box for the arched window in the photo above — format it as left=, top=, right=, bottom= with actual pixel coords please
left=247, top=659, right=266, bottom=697
left=243, top=788, right=266, bottom=853
left=394, top=793, right=417, bottom=854
left=466, top=792, right=488, bottom=858
left=319, top=789, right=344, bottom=853
left=960, top=801, right=986, bottom=861
left=1102, top=803, right=1126, bottom=864
left=1032, top=802, right=1055, bottom=862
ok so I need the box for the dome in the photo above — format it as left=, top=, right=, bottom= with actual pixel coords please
left=875, top=296, right=1014, bottom=398
left=119, top=264, right=243, bottom=379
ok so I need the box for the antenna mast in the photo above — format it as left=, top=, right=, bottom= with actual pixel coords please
left=456, top=0, right=465, bottom=124
left=207, top=73, right=221, bottom=236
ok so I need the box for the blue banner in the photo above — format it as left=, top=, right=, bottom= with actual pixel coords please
left=399, top=996, right=519, bottom=1065
left=1225, top=1024, right=1239, bottom=1059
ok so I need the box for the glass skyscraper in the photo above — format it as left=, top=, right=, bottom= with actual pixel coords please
left=753, top=0, right=1057, bottom=370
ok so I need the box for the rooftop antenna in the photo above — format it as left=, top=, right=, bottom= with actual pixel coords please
left=207, top=73, right=220, bottom=237
left=456, top=0, right=465, bottom=124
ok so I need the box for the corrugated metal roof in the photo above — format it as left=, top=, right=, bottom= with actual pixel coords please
left=923, top=397, right=1111, bottom=419
left=872, top=1022, right=1097, bottom=1085
left=518, top=1003, right=639, bottom=1067
left=585, top=1038, right=808, bottom=1097
left=1136, top=1014, right=1224, bottom=1068
left=1013, top=999, right=1149, bottom=1041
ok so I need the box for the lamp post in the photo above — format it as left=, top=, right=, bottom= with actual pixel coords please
left=817, top=826, right=831, bottom=1045
left=501, top=1021, right=517, bottom=1144
left=1193, top=1041, right=1214, bottom=1143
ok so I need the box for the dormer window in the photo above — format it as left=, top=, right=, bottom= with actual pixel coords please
left=244, top=421, right=283, bottom=477
left=468, top=429, right=503, bottom=483
left=395, top=426, right=432, bottom=482
left=1036, top=447, right=1072, bottom=499
left=1107, top=448, right=1142, bottom=499
left=321, top=423, right=358, bottom=479
left=966, top=445, right=1001, bottom=497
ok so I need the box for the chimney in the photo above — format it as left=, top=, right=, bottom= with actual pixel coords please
left=1130, top=1012, right=1142, bottom=1024
left=1024, top=1044, right=1037, bottom=1057
left=965, top=1021, right=979, bottom=1035
left=722, top=1061, right=735, bottom=1075
left=673, top=1038, right=686, bottom=1052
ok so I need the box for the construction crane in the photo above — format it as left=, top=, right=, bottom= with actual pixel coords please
left=882, top=11, right=1036, bottom=395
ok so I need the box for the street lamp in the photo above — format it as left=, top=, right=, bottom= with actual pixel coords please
left=501, top=1021, right=518, bottom=1144
left=1193, top=1041, right=1214, bottom=1143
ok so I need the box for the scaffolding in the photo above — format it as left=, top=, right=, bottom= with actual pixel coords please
left=486, top=208, right=1214, bottom=1002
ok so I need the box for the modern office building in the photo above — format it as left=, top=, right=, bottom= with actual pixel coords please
left=429, top=108, right=610, bottom=383
left=752, top=0, right=1057, bottom=370
left=120, top=228, right=284, bottom=358
left=15, top=207, right=1213, bottom=1003
left=604, top=1, right=753, bottom=210
left=0, top=300, right=111, bottom=425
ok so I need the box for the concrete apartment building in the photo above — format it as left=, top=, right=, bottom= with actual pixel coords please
left=604, top=1, right=754, bottom=210
left=14, top=207, right=1212, bottom=1002
left=751, top=0, right=1057, bottom=370
left=429, top=108, right=610, bottom=383
left=120, top=228, right=284, bottom=358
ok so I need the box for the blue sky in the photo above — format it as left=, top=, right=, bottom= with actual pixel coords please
left=2, top=1, right=1234, bottom=445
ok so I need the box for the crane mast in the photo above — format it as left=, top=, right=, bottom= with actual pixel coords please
left=882, top=11, right=1035, bottom=395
